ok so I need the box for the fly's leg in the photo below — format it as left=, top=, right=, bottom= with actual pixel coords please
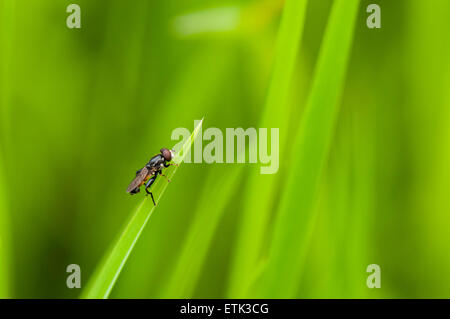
left=130, top=187, right=140, bottom=194
left=164, top=162, right=179, bottom=168
left=145, top=174, right=157, bottom=206
left=160, top=173, right=171, bottom=183
left=149, top=192, right=156, bottom=206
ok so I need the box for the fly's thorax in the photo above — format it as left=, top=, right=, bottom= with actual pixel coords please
left=147, top=154, right=164, bottom=167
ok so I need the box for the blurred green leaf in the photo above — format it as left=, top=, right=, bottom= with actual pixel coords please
left=257, top=0, right=360, bottom=297
left=160, top=166, right=242, bottom=298
left=172, top=6, right=241, bottom=37
left=0, top=156, right=10, bottom=298
left=0, top=0, right=14, bottom=299
left=228, top=0, right=308, bottom=297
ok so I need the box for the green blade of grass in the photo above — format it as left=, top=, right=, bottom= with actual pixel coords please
left=0, top=155, right=10, bottom=298
left=0, top=0, right=14, bottom=145
left=227, top=0, right=308, bottom=297
left=159, top=166, right=242, bottom=298
left=257, top=0, right=360, bottom=297
left=0, top=0, right=15, bottom=299
left=81, top=119, right=203, bottom=299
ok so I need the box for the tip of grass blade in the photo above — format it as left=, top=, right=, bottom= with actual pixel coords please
left=81, top=119, right=203, bottom=299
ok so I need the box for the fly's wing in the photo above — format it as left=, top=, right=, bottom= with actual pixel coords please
left=126, top=166, right=149, bottom=193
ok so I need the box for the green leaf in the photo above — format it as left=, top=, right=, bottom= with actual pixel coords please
left=0, top=155, right=10, bottom=298
left=81, top=118, right=203, bottom=299
left=0, top=0, right=14, bottom=299
left=227, top=0, right=308, bottom=297
left=159, top=166, right=243, bottom=298
left=257, top=0, right=360, bottom=297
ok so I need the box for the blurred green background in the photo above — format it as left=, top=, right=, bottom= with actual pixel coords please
left=1, top=0, right=450, bottom=298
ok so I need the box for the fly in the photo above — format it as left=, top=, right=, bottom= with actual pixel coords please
left=126, top=148, right=177, bottom=205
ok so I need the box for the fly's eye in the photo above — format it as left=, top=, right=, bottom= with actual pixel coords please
left=160, top=148, right=172, bottom=161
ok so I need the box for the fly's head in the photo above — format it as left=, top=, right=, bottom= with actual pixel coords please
left=160, top=148, right=173, bottom=163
